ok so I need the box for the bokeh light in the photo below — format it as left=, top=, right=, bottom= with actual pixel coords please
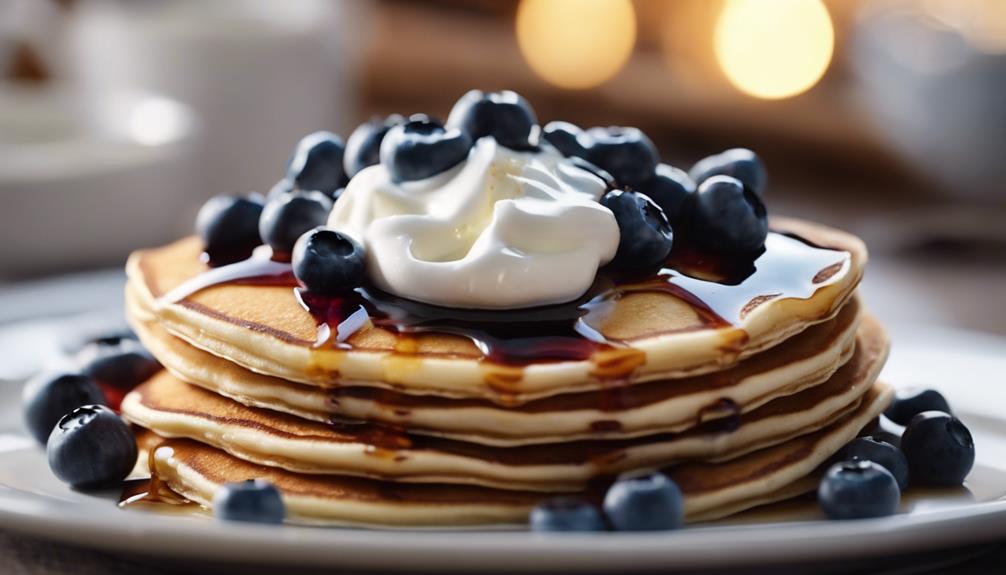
left=714, top=0, right=834, bottom=100
left=516, top=0, right=636, bottom=90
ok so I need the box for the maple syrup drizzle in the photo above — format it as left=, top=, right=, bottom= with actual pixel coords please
left=118, top=446, right=197, bottom=510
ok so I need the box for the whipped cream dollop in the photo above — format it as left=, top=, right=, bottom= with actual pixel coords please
left=327, top=138, right=620, bottom=309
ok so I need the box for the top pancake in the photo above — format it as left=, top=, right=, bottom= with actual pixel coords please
left=126, top=217, right=866, bottom=403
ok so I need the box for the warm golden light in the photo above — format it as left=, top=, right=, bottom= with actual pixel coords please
left=714, top=0, right=834, bottom=100
left=516, top=0, right=636, bottom=90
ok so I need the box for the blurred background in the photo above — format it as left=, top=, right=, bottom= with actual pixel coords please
left=1, top=0, right=1004, bottom=367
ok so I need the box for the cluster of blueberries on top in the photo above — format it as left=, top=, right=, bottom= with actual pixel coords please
left=195, top=89, right=770, bottom=300
left=531, top=388, right=975, bottom=532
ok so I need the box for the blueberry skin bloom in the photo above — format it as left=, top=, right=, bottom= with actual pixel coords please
left=259, top=190, right=334, bottom=258
left=286, top=131, right=347, bottom=195
left=23, top=372, right=106, bottom=446
left=603, top=471, right=684, bottom=531
left=195, top=194, right=265, bottom=265
left=446, top=90, right=538, bottom=150
left=380, top=116, right=473, bottom=182
left=884, top=389, right=951, bottom=426
left=292, top=228, right=367, bottom=294
left=601, top=190, right=674, bottom=270
left=213, top=480, right=286, bottom=525
left=833, top=437, right=910, bottom=491
left=542, top=121, right=589, bottom=158
left=47, top=405, right=137, bottom=490
left=529, top=497, right=607, bottom=532
left=344, top=115, right=404, bottom=179
left=636, top=164, right=696, bottom=225
left=818, top=460, right=900, bottom=520
left=901, top=411, right=975, bottom=486
left=689, top=148, right=767, bottom=197
left=688, top=175, right=768, bottom=256
left=586, top=126, right=659, bottom=187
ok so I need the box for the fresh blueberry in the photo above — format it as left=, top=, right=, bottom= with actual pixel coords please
left=529, top=497, right=607, bottom=532
left=687, top=175, right=768, bottom=255
left=542, top=121, right=589, bottom=158
left=76, top=338, right=160, bottom=391
left=901, top=411, right=975, bottom=486
left=344, top=115, right=404, bottom=178
left=266, top=178, right=296, bottom=202
left=446, top=90, right=538, bottom=150
left=213, top=479, right=286, bottom=524
left=195, top=194, right=265, bottom=265
left=23, top=372, right=105, bottom=446
left=380, top=115, right=472, bottom=182
left=80, top=329, right=137, bottom=348
left=603, top=471, right=684, bottom=531
left=636, top=164, right=696, bottom=224
left=286, top=131, right=347, bottom=195
left=865, top=414, right=905, bottom=449
left=689, top=148, right=767, bottom=197
left=833, top=437, right=910, bottom=491
left=585, top=126, right=659, bottom=187
left=884, top=389, right=951, bottom=426
left=292, top=228, right=367, bottom=293
left=818, top=460, right=900, bottom=520
left=259, top=190, right=333, bottom=259
left=601, top=189, right=674, bottom=270
left=47, top=405, right=136, bottom=489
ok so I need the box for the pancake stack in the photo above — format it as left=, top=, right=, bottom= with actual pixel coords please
left=121, top=217, right=891, bottom=527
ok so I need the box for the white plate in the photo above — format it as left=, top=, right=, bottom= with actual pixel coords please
left=1, top=322, right=1005, bottom=572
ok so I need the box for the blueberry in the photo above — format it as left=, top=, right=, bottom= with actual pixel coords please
left=818, top=460, right=900, bottom=520
left=636, top=164, right=695, bottom=224
left=266, top=178, right=296, bottom=202
left=884, top=389, right=951, bottom=426
left=542, top=121, right=589, bottom=158
left=195, top=194, right=265, bottom=265
left=529, top=497, right=607, bottom=532
left=292, top=228, right=367, bottom=293
left=76, top=338, right=160, bottom=391
left=81, top=329, right=137, bottom=348
left=601, top=190, right=674, bottom=270
left=833, top=437, right=910, bottom=491
left=23, top=372, right=105, bottom=446
left=865, top=414, right=905, bottom=449
left=213, top=479, right=286, bottom=524
left=603, top=471, right=684, bottom=531
left=689, top=148, right=767, bottom=197
left=901, top=411, right=975, bottom=486
left=566, top=156, right=615, bottom=188
left=286, top=131, right=347, bottom=195
left=446, top=90, right=538, bottom=150
left=259, top=190, right=333, bottom=259
left=380, top=115, right=472, bottom=182
left=344, top=115, right=404, bottom=178
left=688, top=175, right=768, bottom=255
left=585, top=126, right=659, bottom=187
left=47, top=405, right=136, bottom=489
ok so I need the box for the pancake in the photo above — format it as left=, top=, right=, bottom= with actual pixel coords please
left=142, top=382, right=892, bottom=527
left=121, top=316, right=887, bottom=492
left=132, top=293, right=863, bottom=445
left=125, top=217, right=866, bottom=403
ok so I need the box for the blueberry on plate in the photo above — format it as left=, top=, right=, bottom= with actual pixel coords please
left=344, top=114, right=405, bottom=178
left=585, top=126, right=659, bottom=187
left=259, top=190, right=333, bottom=258
left=286, top=131, right=347, bottom=195
left=689, top=148, right=767, bottom=197
left=884, top=388, right=951, bottom=426
left=23, top=372, right=105, bottom=446
left=446, top=90, right=538, bottom=150
left=529, top=497, right=607, bottom=532
left=687, top=175, right=768, bottom=255
left=864, top=414, right=905, bottom=449
left=292, top=228, right=367, bottom=293
left=601, top=190, right=674, bottom=270
left=901, top=411, right=975, bottom=486
left=213, top=479, right=286, bottom=524
left=380, top=115, right=473, bottom=182
left=603, top=471, right=684, bottom=531
left=195, top=194, right=265, bottom=265
left=818, top=460, right=900, bottom=520
left=833, top=437, right=910, bottom=491
left=47, top=405, right=136, bottom=490
left=542, top=121, right=589, bottom=158
left=636, top=164, right=696, bottom=224
left=76, top=338, right=160, bottom=392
